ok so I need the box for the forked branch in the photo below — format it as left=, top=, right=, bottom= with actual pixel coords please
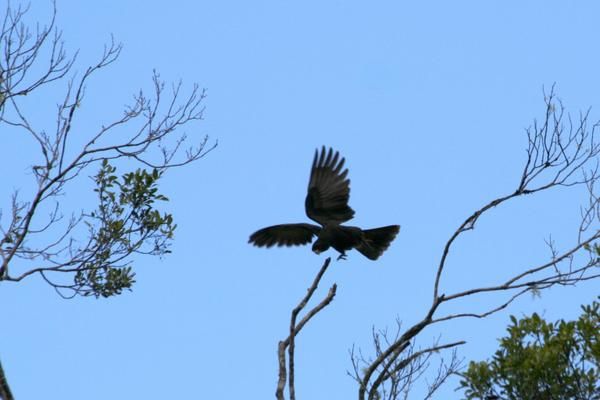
left=276, top=258, right=337, bottom=400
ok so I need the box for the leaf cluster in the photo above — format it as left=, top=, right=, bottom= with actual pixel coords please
left=74, top=160, right=175, bottom=297
left=460, top=298, right=600, bottom=400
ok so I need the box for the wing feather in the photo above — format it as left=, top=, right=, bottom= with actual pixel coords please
left=305, top=146, right=355, bottom=225
left=248, top=223, right=321, bottom=248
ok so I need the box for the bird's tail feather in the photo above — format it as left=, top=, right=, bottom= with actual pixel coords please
left=356, top=225, right=400, bottom=260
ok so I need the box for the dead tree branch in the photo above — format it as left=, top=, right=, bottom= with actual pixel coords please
left=0, top=359, right=13, bottom=400
left=349, top=322, right=464, bottom=400
left=276, top=257, right=337, bottom=400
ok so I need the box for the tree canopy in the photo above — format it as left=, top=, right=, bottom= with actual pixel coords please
left=460, top=296, right=600, bottom=400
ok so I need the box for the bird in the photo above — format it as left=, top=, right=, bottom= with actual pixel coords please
left=248, top=146, right=400, bottom=260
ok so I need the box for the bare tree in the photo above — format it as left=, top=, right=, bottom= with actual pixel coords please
left=0, top=2, right=215, bottom=397
left=275, top=86, right=600, bottom=399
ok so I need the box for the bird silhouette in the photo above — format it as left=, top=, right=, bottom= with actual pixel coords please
left=249, top=147, right=400, bottom=260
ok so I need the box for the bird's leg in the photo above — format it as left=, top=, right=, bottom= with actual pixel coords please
left=337, top=252, right=347, bottom=261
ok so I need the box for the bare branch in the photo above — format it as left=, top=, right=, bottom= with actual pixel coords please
left=276, top=258, right=337, bottom=400
left=0, top=358, right=13, bottom=400
left=350, top=320, right=465, bottom=400
left=0, top=1, right=75, bottom=113
left=358, top=89, right=600, bottom=399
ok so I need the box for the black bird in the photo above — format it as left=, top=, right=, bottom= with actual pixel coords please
left=249, top=147, right=400, bottom=260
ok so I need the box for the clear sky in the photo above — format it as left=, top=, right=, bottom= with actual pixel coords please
left=2, top=1, right=600, bottom=399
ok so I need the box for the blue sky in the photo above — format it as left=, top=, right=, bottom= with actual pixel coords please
left=2, top=1, right=600, bottom=398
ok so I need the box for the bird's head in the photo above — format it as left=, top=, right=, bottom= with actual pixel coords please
left=312, top=240, right=330, bottom=255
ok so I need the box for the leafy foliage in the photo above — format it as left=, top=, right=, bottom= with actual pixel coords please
left=73, top=160, right=175, bottom=297
left=460, top=298, right=600, bottom=399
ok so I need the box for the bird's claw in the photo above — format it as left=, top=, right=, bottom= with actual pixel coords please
left=337, top=253, right=347, bottom=261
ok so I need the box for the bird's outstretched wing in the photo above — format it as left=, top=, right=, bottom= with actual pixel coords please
left=305, top=147, right=355, bottom=225
left=248, top=223, right=321, bottom=248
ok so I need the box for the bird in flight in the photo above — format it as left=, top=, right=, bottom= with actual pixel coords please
left=249, top=147, right=400, bottom=260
